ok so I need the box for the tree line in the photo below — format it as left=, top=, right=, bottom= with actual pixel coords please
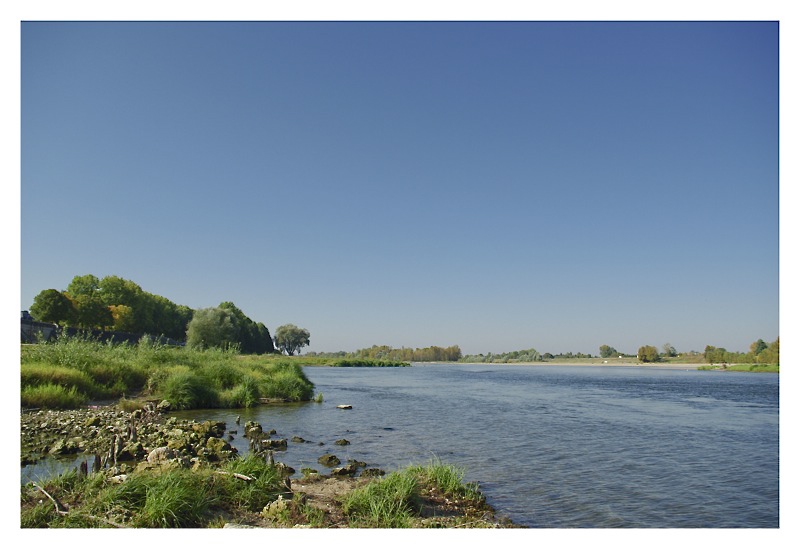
left=703, top=338, right=779, bottom=365
left=306, top=344, right=463, bottom=362
left=27, top=274, right=312, bottom=355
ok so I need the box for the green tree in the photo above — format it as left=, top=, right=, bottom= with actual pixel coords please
left=273, top=324, right=311, bottom=356
left=69, top=294, right=113, bottom=330
left=218, top=302, right=275, bottom=354
left=637, top=345, right=660, bottom=363
left=66, top=274, right=101, bottom=297
left=108, top=304, right=137, bottom=332
left=758, top=337, right=779, bottom=365
left=662, top=343, right=677, bottom=357
left=29, top=289, right=75, bottom=325
left=599, top=345, right=617, bottom=358
left=186, top=307, right=238, bottom=350
left=750, top=339, right=768, bottom=356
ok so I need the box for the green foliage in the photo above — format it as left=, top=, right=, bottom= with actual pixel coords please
left=29, top=289, right=75, bottom=325
left=405, top=460, right=483, bottom=503
left=21, top=383, right=86, bottom=409
left=346, top=344, right=462, bottom=362
left=159, top=369, right=220, bottom=410
left=219, top=376, right=261, bottom=408
left=21, top=335, right=314, bottom=410
left=637, top=345, right=660, bottom=363
left=662, top=343, right=677, bottom=357
left=461, top=348, right=542, bottom=363
left=66, top=294, right=113, bottom=330
left=342, top=470, right=419, bottom=527
left=217, top=455, right=284, bottom=510
left=186, top=307, right=239, bottom=350
left=218, top=302, right=275, bottom=354
left=599, top=344, right=618, bottom=358
left=704, top=338, right=779, bottom=366
left=332, top=359, right=410, bottom=367
left=273, top=324, right=311, bottom=356
left=750, top=339, right=768, bottom=356
left=21, top=457, right=288, bottom=528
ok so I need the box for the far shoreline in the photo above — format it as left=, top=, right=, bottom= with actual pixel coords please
left=413, top=361, right=706, bottom=370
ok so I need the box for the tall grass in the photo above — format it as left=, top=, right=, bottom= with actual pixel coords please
left=21, top=456, right=287, bottom=528
left=342, top=470, right=419, bottom=528
left=20, top=334, right=315, bottom=410
left=21, top=383, right=86, bottom=409
left=341, top=461, right=485, bottom=527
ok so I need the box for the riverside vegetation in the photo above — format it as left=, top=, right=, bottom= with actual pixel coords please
left=20, top=336, right=506, bottom=528
left=21, top=335, right=315, bottom=410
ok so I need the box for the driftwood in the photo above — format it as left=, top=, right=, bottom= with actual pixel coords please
left=32, top=482, right=68, bottom=515
left=32, top=482, right=126, bottom=527
left=213, top=471, right=254, bottom=481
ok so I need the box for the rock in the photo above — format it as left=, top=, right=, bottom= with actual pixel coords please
left=262, top=438, right=287, bottom=450
left=147, top=446, right=176, bottom=464
left=291, top=436, right=305, bottom=443
left=223, top=523, right=257, bottom=528
left=157, top=400, right=172, bottom=412
left=192, top=421, right=226, bottom=439
left=244, top=421, right=262, bottom=438
left=317, top=454, right=341, bottom=467
left=336, top=405, right=352, bottom=409
left=331, top=463, right=358, bottom=476
left=275, top=462, right=295, bottom=475
left=49, top=439, right=79, bottom=455
left=361, top=468, right=386, bottom=477
left=83, top=415, right=101, bottom=428
left=205, top=437, right=237, bottom=461
left=119, top=441, right=146, bottom=461
left=109, top=474, right=128, bottom=484
left=335, top=439, right=350, bottom=445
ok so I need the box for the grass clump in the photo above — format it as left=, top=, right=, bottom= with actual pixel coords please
left=21, top=383, right=86, bottom=409
left=342, top=470, right=419, bottom=528
left=21, top=456, right=288, bottom=528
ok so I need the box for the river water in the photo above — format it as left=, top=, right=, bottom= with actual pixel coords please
left=23, top=364, right=780, bottom=528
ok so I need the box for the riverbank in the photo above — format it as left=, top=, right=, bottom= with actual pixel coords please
left=439, top=361, right=706, bottom=369
left=20, top=403, right=516, bottom=528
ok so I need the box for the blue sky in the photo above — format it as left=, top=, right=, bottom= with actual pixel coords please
left=19, top=21, right=779, bottom=355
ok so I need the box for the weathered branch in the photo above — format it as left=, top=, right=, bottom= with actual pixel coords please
left=32, top=482, right=68, bottom=515
left=213, top=471, right=254, bottom=481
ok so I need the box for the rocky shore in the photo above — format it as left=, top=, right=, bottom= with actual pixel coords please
left=20, top=402, right=517, bottom=528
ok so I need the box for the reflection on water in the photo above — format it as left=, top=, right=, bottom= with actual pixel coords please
left=22, top=364, right=779, bottom=528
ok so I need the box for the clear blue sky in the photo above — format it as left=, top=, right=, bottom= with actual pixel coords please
left=20, top=21, right=779, bottom=355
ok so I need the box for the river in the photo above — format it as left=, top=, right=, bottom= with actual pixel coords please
left=23, top=363, right=780, bottom=527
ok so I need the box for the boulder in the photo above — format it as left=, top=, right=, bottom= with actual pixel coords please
left=331, top=463, right=358, bottom=476
left=335, top=439, right=350, bottom=446
left=262, top=438, right=287, bottom=450
left=147, top=446, right=176, bottom=464
left=317, top=454, right=341, bottom=467
left=243, top=421, right=262, bottom=438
